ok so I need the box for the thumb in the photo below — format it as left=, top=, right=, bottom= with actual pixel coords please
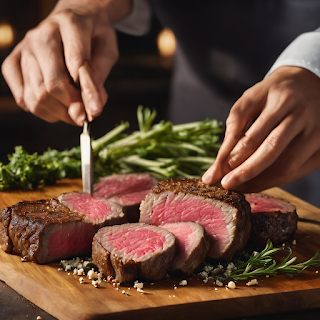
left=79, top=62, right=105, bottom=121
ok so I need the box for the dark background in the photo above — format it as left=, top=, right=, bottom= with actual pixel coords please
left=0, top=0, right=171, bottom=163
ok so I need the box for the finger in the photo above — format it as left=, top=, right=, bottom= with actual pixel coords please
left=23, top=86, right=60, bottom=123
left=1, top=45, right=27, bottom=111
left=21, top=51, right=75, bottom=125
left=58, top=12, right=92, bottom=82
left=220, top=110, right=306, bottom=190
left=202, top=85, right=266, bottom=184
left=225, top=87, right=295, bottom=171
left=238, top=127, right=320, bottom=192
left=91, top=26, right=118, bottom=87
left=29, top=23, right=85, bottom=119
left=79, top=62, right=103, bottom=121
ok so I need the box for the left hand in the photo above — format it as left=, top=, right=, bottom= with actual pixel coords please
left=202, top=66, right=320, bottom=192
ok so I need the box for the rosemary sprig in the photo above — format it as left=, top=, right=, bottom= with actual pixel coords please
left=230, top=240, right=320, bottom=280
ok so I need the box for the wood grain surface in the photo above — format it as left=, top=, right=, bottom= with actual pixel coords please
left=1, top=179, right=320, bottom=320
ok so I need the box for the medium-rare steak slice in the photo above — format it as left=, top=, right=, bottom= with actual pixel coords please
left=139, top=178, right=251, bottom=261
left=52, top=191, right=126, bottom=226
left=109, top=189, right=151, bottom=223
left=92, top=223, right=176, bottom=283
left=93, top=173, right=157, bottom=198
left=161, top=222, right=209, bottom=276
left=0, top=192, right=126, bottom=264
left=246, top=193, right=298, bottom=246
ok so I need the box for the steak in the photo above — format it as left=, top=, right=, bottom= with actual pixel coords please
left=139, top=178, right=251, bottom=261
left=94, top=173, right=157, bottom=223
left=161, top=222, right=209, bottom=276
left=0, top=192, right=126, bottom=264
left=92, top=223, right=176, bottom=283
left=93, top=173, right=157, bottom=198
left=53, top=191, right=126, bottom=226
left=246, top=193, right=298, bottom=246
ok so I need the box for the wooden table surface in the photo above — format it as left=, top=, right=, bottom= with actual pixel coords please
left=1, top=179, right=320, bottom=320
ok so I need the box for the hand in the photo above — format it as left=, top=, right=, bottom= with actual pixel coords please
left=202, top=66, right=320, bottom=192
left=1, top=0, right=132, bottom=126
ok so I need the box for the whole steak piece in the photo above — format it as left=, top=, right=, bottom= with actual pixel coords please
left=140, top=178, right=251, bottom=261
left=246, top=193, right=298, bottom=246
left=92, top=223, right=176, bottom=283
left=0, top=192, right=126, bottom=264
left=93, top=173, right=157, bottom=198
left=161, top=222, right=209, bottom=276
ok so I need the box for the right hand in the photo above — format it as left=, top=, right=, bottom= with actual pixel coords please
left=1, top=0, right=128, bottom=126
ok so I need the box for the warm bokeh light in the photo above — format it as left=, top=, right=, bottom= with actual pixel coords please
left=0, top=23, right=14, bottom=48
left=157, top=28, right=176, bottom=57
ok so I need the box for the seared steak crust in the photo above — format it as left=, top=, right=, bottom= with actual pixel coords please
left=0, top=199, right=83, bottom=262
left=246, top=193, right=298, bottom=246
left=1, top=192, right=127, bottom=264
left=140, top=178, right=251, bottom=261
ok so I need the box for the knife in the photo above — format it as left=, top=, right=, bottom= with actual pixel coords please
left=80, top=119, right=93, bottom=194
left=78, top=61, right=101, bottom=194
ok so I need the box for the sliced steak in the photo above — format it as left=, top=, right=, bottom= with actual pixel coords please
left=93, top=173, right=157, bottom=198
left=92, top=223, right=176, bottom=283
left=0, top=192, right=126, bottom=264
left=161, top=222, right=209, bottom=276
left=109, top=189, right=151, bottom=223
left=53, top=191, right=126, bottom=226
left=139, top=178, right=251, bottom=261
left=246, top=193, right=298, bottom=246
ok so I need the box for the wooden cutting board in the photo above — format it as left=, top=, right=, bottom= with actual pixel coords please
left=1, top=179, right=320, bottom=320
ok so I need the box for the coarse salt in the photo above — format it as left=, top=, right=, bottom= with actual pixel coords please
left=134, top=282, right=144, bottom=289
left=246, top=278, right=258, bottom=286
left=87, top=269, right=97, bottom=280
left=215, top=280, right=223, bottom=287
left=179, top=280, right=187, bottom=286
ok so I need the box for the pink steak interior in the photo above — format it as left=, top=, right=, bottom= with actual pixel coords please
left=163, top=223, right=194, bottom=263
left=94, top=174, right=154, bottom=198
left=148, top=194, right=230, bottom=257
left=246, top=195, right=288, bottom=213
left=62, top=193, right=112, bottom=222
left=110, top=189, right=151, bottom=206
left=46, top=222, right=94, bottom=261
left=105, top=227, right=167, bottom=260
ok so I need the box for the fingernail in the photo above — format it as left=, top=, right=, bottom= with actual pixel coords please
left=221, top=173, right=234, bottom=189
left=90, top=100, right=100, bottom=114
left=77, top=114, right=86, bottom=126
left=202, top=170, right=212, bottom=184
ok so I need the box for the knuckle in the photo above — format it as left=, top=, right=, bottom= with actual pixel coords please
left=45, top=78, right=65, bottom=96
left=263, top=133, right=282, bottom=155
left=34, top=87, right=49, bottom=105
left=15, top=94, right=25, bottom=107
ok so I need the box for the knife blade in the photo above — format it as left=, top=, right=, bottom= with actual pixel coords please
left=80, top=119, right=93, bottom=194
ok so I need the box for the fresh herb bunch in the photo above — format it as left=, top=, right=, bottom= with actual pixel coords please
left=230, top=240, right=320, bottom=280
left=0, top=146, right=81, bottom=190
left=0, top=106, right=224, bottom=191
left=196, top=240, right=320, bottom=283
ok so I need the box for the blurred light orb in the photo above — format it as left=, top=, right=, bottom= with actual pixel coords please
left=157, top=28, right=176, bottom=57
left=0, top=23, right=14, bottom=48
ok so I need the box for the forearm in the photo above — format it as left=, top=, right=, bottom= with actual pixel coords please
left=51, top=0, right=134, bottom=25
